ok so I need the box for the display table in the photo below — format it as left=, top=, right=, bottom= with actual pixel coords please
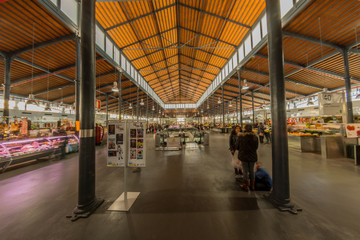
left=288, top=135, right=321, bottom=153
left=320, top=135, right=344, bottom=159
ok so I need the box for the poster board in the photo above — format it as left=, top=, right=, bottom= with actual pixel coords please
left=345, top=124, right=360, bottom=138
left=107, top=120, right=146, bottom=168
left=107, top=121, right=126, bottom=167
left=128, top=121, right=146, bottom=167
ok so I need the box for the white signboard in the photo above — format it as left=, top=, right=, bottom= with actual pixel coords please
left=345, top=124, right=360, bottom=138
left=319, top=92, right=345, bottom=116
left=128, top=121, right=146, bottom=167
left=107, top=121, right=125, bottom=167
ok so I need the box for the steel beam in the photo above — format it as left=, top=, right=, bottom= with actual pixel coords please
left=255, top=53, right=360, bottom=82
left=343, top=50, right=354, bottom=123
left=242, top=67, right=324, bottom=90
left=118, top=71, right=123, bottom=119
left=238, top=69, right=242, bottom=125
left=283, top=31, right=343, bottom=52
left=104, top=3, right=177, bottom=32
left=3, top=56, right=12, bottom=124
left=73, top=0, right=103, bottom=218
left=9, top=34, right=75, bottom=57
left=266, top=0, right=293, bottom=210
left=178, top=2, right=250, bottom=29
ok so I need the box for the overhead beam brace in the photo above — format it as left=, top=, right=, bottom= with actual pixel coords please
left=178, top=2, right=251, bottom=29
left=283, top=31, right=343, bottom=52
left=12, top=56, right=105, bottom=87
left=255, top=53, right=360, bottom=82
left=242, top=67, right=324, bottom=90
left=9, top=34, right=75, bottom=57
left=104, top=3, right=177, bottom=32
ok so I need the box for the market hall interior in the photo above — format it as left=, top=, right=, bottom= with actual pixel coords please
left=1, top=0, right=360, bottom=239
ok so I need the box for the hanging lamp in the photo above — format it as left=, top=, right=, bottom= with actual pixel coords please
left=26, top=22, right=39, bottom=107
left=129, top=103, right=133, bottom=109
left=229, top=101, right=233, bottom=107
left=140, top=98, right=144, bottom=106
left=307, top=97, right=314, bottom=106
left=217, top=97, right=222, bottom=104
left=45, top=59, right=52, bottom=111
left=242, top=79, right=249, bottom=90
left=112, top=82, right=119, bottom=92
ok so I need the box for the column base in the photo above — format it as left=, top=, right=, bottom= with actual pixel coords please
left=264, top=193, right=302, bottom=215
left=69, top=198, right=104, bottom=221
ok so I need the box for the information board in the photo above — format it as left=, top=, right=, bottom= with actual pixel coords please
left=319, top=92, right=345, bottom=116
left=345, top=124, right=360, bottom=138
left=128, top=121, right=146, bottom=167
left=107, top=121, right=125, bottom=167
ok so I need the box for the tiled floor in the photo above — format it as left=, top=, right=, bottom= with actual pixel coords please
left=0, top=133, right=359, bottom=240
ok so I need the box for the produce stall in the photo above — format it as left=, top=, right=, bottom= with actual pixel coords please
left=288, top=123, right=341, bottom=154
left=0, top=135, right=79, bottom=172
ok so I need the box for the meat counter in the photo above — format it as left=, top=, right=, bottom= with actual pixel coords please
left=0, top=135, right=79, bottom=172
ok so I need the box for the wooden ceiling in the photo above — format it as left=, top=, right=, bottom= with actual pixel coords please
left=96, top=0, right=265, bottom=103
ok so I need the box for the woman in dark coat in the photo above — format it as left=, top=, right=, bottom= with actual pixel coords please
left=229, top=126, right=242, bottom=177
left=236, top=124, right=259, bottom=191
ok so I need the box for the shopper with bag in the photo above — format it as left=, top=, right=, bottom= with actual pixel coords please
left=258, top=122, right=265, bottom=144
left=236, top=124, right=259, bottom=191
left=229, top=126, right=242, bottom=179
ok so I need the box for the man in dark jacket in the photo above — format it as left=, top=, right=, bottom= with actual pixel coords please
left=236, top=124, right=259, bottom=191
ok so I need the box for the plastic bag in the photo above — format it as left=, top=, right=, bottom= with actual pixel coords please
left=231, top=150, right=242, bottom=168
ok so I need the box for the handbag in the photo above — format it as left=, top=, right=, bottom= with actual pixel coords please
left=232, top=150, right=242, bottom=168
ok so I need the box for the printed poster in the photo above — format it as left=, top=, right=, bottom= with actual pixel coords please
left=345, top=124, right=360, bottom=138
left=128, top=121, right=146, bottom=167
left=107, top=121, right=125, bottom=167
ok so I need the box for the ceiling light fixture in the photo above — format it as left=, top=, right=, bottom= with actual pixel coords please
left=112, top=82, right=119, bottom=92
left=307, top=97, right=314, bottom=106
left=140, top=98, right=144, bottom=106
left=129, top=103, right=133, bottom=109
left=242, top=79, right=249, bottom=90
left=217, top=97, right=222, bottom=104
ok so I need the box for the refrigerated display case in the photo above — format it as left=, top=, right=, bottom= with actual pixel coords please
left=0, top=135, right=79, bottom=172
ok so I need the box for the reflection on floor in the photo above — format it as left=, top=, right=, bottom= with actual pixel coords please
left=0, top=133, right=359, bottom=240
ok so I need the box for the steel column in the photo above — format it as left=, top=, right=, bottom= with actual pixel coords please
left=105, top=93, right=109, bottom=126
left=343, top=50, right=354, bottom=123
left=118, top=71, right=122, bottom=120
left=75, top=37, right=80, bottom=134
left=136, top=87, right=139, bottom=121
left=146, top=95, right=149, bottom=126
left=73, top=0, right=103, bottom=219
left=266, top=0, right=294, bottom=211
left=3, top=56, right=12, bottom=124
left=222, top=86, right=225, bottom=127
left=251, top=91, right=255, bottom=124
left=238, top=70, right=243, bottom=126
left=235, top=97, right=238, bottom=124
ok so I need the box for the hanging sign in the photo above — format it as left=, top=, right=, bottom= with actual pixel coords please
left=107, top=121, right=125, bottom=167
left=128, top=121, right=146, bottom=167
left=319, top=92, right=345, bottom=116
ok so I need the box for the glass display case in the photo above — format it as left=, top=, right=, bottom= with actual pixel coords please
left=0, top=135, right=79, bottom=172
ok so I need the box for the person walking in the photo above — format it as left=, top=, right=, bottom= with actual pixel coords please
left=236, top=124, right=259, bottom=191
left=229, top=125, right=242, bottom=179
left=258, top=122, right=265, bottom=144
left=264, top=124, right=271, bottom=144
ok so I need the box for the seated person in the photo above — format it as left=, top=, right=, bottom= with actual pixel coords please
left=255, top=163, right=272, bottom=191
